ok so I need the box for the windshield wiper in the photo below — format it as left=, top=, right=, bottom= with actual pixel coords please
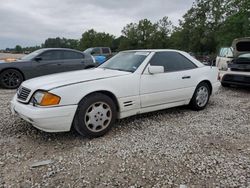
left=101, top=67, right=133, bottom=72
left=114, top=68, right=133, bottom=72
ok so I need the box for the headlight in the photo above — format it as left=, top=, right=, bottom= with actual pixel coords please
left=33, top=91, right=61, bottom=106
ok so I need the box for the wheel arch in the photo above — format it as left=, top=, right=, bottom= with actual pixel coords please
left=78, top=90, right=120, bottom=112
left=0, top=67, right=26, bottom=80
left=197, top=80, right=212, bottom=95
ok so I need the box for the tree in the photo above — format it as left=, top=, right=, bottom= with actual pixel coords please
left=119, top=23, right=139, bottom=50
left=119, top=17, right=172, bottom=50
left=79, top=29, right=115, bottom=50
left=170, top=0, right=250, bottom=54
left=136, top=19, right=157, bottom=48
left=216, top=11, right=250, bottom=47
left=6, top=0, right=250, bottom=55
left=152, top=16, right=172, bottom=48
left=15, top=45, right=22, bottom=53
left=111, top=36, right=126, bottom=52
left=43, top=37, right=79, bottom=49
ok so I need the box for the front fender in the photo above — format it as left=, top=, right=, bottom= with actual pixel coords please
left=49, top=74, right=140, bottom=107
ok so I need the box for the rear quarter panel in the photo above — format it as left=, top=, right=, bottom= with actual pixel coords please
left=196, top=66, right=219, bottom=93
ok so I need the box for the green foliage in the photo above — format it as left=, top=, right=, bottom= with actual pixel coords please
left=6, top=0, right=250, bottom=55
left=14, top=45, right=22, bottom=53
left=170, top=0, right=250, bottom=54
left=119, top=17, right=172, bottom=50
left=79, top=29, right=115, bottom=50
left=43, top=37, right=79, bottom=49
left=111, top=36, right=126, bottom=52
left=216, top=12, right=250, bottom=47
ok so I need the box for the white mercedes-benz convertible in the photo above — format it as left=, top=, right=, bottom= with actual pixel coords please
left=11, top=50, right=220, bottom=137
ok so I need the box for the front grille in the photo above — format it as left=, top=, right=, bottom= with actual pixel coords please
left=17, top=87, right=31, bottom=101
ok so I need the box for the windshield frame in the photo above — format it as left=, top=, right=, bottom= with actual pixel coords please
left=84, top=48, right=93, bottom=54
left=20, top=49, right=45, bottom=61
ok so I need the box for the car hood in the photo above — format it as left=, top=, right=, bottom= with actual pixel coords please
left=232, top=37, right=250, bottom=57
left=22, top=68, right=131, bottom=91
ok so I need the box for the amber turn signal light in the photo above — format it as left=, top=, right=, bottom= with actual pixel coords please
left=40, top=92, right=61, bottom=106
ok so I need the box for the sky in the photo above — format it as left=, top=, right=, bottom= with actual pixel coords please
left=0, top=0, right=194, bottom=49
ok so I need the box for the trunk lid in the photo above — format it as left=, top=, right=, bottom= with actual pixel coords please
left=232, top=37, right=250, bottom=57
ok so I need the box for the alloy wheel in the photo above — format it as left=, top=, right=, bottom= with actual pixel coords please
left=196, top=86, right=209, bottom=107
left=1, top=70, right=23, bottom=88
left=84, top=102, right=112, bottom=132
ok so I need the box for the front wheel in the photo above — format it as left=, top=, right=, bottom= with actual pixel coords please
left=73, top=93, right=117, bottom=138
left=0, top=69, right=24, bottom=89
left=189, top=82, right=211, bottom=110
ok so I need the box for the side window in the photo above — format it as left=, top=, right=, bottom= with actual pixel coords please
left=150, top=52, right=197, bottom=72
left=92, top=48, right=101, bottom=55
left=63, top=51, right=84, bottom=59
left=102, top=48, right=110, bottom=54
left=219, top=48, right=228, bottom=57
left=219, top=48, right=223, bottom=57
left=227, top=48, right=233, bottom=57
left=40, top=51, right=63, bottom=61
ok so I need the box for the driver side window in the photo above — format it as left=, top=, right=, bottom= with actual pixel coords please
left=40, top=51, right=63, bottom=61
left=92, top=48, right=101, bottom=55
left=150, top=52, right=197, bottom=72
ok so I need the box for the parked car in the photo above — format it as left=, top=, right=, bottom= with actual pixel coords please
left=84, top=47, right=112, bottom=64
left=216, top=38, right=250, bottom=87
left=11, top=50, right=220, bottom=138
left=0, top=48, right=96, bottom=89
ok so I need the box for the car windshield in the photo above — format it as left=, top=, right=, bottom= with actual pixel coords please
left=84, top=48, right=93, bottom=54
left=99, top=51, right=150, bottom=72
left=20, top=49, right=45, bottom=60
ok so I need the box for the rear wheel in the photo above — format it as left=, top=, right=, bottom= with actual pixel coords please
left=0, top=69, right=24, bottom=89
left=73, top=93, right=117, bottom=138
left=190, top=82, right=211, bottom=110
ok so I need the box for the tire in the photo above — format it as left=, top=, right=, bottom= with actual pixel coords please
left=189, top=82, right=211, bottom=111
left=0, top=69, right=24, bottom=89
left=73, top=93, right=117, bottom=138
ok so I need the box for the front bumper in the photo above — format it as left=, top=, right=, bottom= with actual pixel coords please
left=220, top=71, right=250, bottom=87
left=11, top=96, right=78, bottom=132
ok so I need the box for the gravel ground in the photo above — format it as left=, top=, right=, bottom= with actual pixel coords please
left=0, top=53, right=24, bottom=60
left=0, top=87, right=249, bottom=187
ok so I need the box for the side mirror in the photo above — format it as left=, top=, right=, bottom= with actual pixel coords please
left=148, top=65, right=164, bottom=74
left=90, top=51, right=95, bottom=55
left=34, top=57, right=42, bottom=61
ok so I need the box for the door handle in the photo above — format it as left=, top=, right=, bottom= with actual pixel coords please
left=182, top=76, right=191, bottom=79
